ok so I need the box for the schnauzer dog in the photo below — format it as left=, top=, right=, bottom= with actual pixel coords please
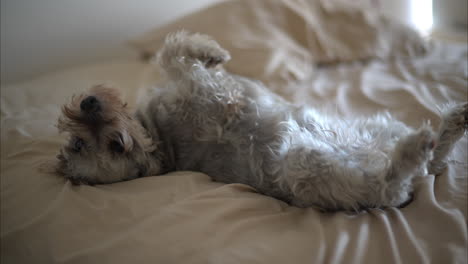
left=56, top=31, right=467, bottom=211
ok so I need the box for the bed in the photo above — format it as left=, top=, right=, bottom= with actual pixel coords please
left=1, top=0, right=467, bottom=263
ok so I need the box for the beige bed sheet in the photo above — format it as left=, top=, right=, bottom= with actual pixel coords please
left=2, top=1, right=468, bottom=264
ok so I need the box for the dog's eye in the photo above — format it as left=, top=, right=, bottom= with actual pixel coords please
left=109, top=140, right=125, bottom=153
left=73, top=137, right=84, bottom=152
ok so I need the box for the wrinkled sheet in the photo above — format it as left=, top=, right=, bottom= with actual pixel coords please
left=2, top=1, right=468, bottom=264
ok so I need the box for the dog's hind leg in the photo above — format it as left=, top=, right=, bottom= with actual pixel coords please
left=281, top=126, right=436, bottom=210
left=389, top=126, right=435, bottom=179
left=384, top=125, right=436, bottom=206
left=157, top=31, right=231, bottom=79
left=429, top=102, right=467, bottom=175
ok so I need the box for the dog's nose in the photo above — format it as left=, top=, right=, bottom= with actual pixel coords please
left=80, top=96, right=101, bottom=113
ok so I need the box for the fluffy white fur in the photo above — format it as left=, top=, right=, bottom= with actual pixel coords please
left=57, top=31, right=467, bottom=211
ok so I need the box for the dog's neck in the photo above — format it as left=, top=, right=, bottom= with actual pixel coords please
left=134, top=110, right=176, bottom=175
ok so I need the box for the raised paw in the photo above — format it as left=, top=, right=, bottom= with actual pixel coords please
left=388, top=126, right=436, bottom=181
left=414, top=127, right=436, bottom=154
left=204, top=55, right=227, bottom=68
left=429, top=102, right=467, bottom=175
left=399, top=127, right=436, bottom=162
left=439, top=102, right=467, bottom=134
left=162, top=31, right=231, bottom=68
left=452, top=102, right=467, bottom=130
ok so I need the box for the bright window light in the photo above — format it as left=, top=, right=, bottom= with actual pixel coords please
left=410, top=0, right=433, bottom=33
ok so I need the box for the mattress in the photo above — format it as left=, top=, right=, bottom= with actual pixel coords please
left=1, top=0, right=467, bottom=263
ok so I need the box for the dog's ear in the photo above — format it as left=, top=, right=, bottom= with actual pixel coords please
left=110, top=129, right=134, bottom=153
left=38, top=155, right=68, bottom=180
left=120, top=129, right=134, bottom=152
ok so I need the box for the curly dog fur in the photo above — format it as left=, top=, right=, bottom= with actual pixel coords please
left=56, top=31, right=467, bottom=211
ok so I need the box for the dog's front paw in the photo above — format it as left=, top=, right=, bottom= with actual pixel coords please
left=189, top=34, right=231, bottom=68
left=163, top=31, right=231, bottom=68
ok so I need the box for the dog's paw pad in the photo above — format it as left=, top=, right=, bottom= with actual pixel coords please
left=182, top=32, right=230, bottom=67
left=162, top=31, right=231, bottom=68
left=397, top=127, right=435, bottom=164
left=416, top=129, right=436, bottom=152
left=204, top=55, right=228, bottom=68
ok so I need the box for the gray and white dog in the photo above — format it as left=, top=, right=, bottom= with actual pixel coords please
left=56, top=31, right=467, bottom=211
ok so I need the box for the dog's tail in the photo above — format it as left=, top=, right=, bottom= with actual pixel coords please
left=157, top=31, right=231, bottom=80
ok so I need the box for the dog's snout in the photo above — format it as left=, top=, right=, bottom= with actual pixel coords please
left=80, top=96, right=101, bottom=113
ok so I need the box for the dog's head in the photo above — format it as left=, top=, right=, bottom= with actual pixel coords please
left=56, top=85, right=162, bottom=184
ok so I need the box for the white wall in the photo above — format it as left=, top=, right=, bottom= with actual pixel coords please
left=433, top=0, right=467, bottom=31
left=0, top=0, right=223, bottom=84
left=2, top=0, right=465, bottom=84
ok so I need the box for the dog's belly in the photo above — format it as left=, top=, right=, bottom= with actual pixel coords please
left=175, top=140, right=249, bottom=180
left=161, top=118, right=295, bottom=202
left=176, top=139, right=294, bottom=202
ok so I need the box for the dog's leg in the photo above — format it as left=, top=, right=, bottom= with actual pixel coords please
left=429, top=102, right=467, bottom=175
left=282, top=125, right=435, bottom=210
left=389, top=126, right=435, bottom=180
left=157, top=31, right=231, bottom=79
left=384, top=126, right=435, bottom=205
